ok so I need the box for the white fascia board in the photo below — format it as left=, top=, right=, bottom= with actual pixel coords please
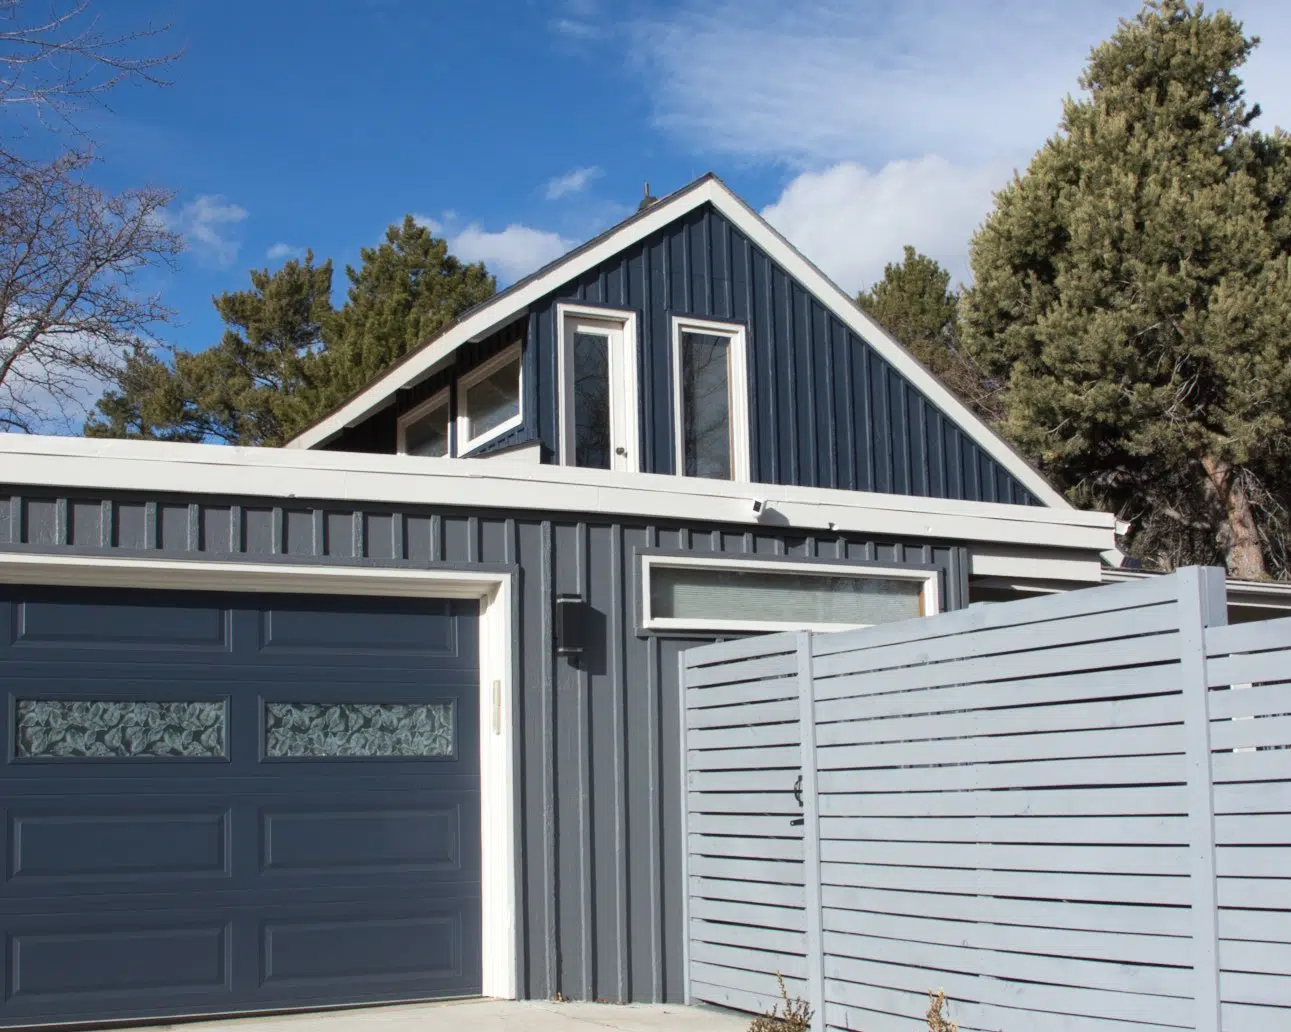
left=0, top=435, right=1116, bottom=552
left=698, top=179, right=1072, bottom=510
left=970, top=544, right=1104, bottom=584
left=286, top=181, right=717, bottom=451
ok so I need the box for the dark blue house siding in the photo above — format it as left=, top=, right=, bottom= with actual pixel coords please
left=327, top=203, right=1037, bottom=505
left=0, top=486, right=971, bottom=1008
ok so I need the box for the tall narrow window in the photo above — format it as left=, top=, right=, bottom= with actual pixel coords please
left=558, top=305, right=640, bottom=472
left=572, top=331, right=611, bottom=469
left=671, top=317, right=750, bottom=482
left=397, top=389, right=451, bottom=457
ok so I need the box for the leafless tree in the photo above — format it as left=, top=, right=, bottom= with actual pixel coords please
left=0, top=1, right=182, bottom=432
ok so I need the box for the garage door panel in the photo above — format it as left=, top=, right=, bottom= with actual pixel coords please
left=2, top=787, right=478, bottom=897
left=7, top=806, right=231, bottom=884
left=0, top=585, right=483, bottom=1026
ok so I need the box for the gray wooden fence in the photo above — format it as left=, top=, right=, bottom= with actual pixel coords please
left=680, top=567, right=1291, bottom=1032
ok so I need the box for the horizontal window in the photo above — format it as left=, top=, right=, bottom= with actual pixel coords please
left=641, top=557, right=938, bottom=633
left=264, top=701, right=455, bottom=759
left=457, top=343, right=523, bottom=452
left=397, top=389, right=451, bottom=457
left=15, top=699, right=227, bottom=759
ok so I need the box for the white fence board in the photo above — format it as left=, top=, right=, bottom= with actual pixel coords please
left=821, top=814, right=1187, bottom=845
left=819, top=753, right=1183, bottom=794
left=820, top=906, right=1192, bottom=965
left=815, top=692, right=1182, bottom=746
left=682, top=568, right=1291, bottom=1032
left=819, top=861, right=1191, bottom=906
left=818, top=784, right=1188, bottom=818
left=817, top=722, right=1184, bottom=770
left=819, top=839, right=1188, bottom=876
left=824, top=953, right=1194, bottom=1027
left=812, top=602, right=1179, bottom=680
left=813, top=633, right=1181, bottom=701
left=823, top=926, right=1194, bottom=997
left=822, top=883, right=1192, bottom=937
left=815, top=664, right=1182, bottom=725
left=687, top=697, right=799, bottom=728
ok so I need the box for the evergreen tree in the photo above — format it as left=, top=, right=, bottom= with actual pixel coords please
left=857, top=247, right=1000, bottom=421
left=961, top=0, right=1291, bottom=579
left=316, top=216, right=495, bottom=409
left=88, top=217, right=496, bottom=446
left=88, top=254, right=334, bottom=446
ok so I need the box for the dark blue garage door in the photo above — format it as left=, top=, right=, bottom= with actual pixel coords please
left=0, top=585, right=482, bottom=1027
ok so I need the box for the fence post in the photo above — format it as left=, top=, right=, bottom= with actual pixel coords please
left=1176, top=566, right=1227, bottom=1032
left=796, top=631, right=825, bottom=1032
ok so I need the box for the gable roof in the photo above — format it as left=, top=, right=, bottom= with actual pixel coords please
left=287, top=174, right=1071, bottom=510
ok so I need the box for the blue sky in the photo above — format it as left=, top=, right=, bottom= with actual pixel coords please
left=82, top=0, right=1291, bottom=362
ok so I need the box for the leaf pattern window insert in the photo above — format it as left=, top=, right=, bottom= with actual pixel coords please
left=16, top=699, right=227, bottom=759
left=265, top=701, right=456, bottom=758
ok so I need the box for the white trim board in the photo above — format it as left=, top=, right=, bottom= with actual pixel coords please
left=0, top=434, right=1116, bottom=553
left=0, top=552, right=519, bottom=1001
left=285, top=175, right=1069, bottom=511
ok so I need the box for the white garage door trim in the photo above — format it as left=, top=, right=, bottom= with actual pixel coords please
left=0, top=552, right=518, bottom=1001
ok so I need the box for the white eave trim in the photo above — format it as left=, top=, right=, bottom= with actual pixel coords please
left=285, top=177, right=1070, bottom=512
left=0, top=435, right=1116, bottom=552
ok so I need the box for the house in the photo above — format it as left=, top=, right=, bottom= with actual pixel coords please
left=0, top=174, right=1121, bottom=1028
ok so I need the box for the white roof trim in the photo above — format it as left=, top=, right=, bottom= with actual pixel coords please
left=0, top=435, right=1114, bottom=552
left=285, top=177, right=1068, bottom=511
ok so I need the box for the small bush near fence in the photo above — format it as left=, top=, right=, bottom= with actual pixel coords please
left=747, top=975, right=811, bottom=1032
left=745, top=977, right=960, bottom=1032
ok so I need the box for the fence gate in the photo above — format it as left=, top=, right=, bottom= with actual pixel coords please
left=681, top=568, right=1291, bottom=1032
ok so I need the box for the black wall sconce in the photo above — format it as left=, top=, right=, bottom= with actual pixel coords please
left=554, top=593, right=588, bottom=656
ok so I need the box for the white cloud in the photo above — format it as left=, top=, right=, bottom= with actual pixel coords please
left=170, top=195, right=248, bottom=269
left=630, top=0, right=1291, bottom=294
left=551, top=17, right=602, bottom=40
left=449, top=224, right=575, bottom=284
left=410, top=212, right=443, bottom=234
left=266, top=242, right=303, bottom=261
left=545, top=166, right=602, bottom=200
left=762, top=158, right=1007, bottom=293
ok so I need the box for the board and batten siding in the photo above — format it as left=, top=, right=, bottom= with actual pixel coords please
left=0, top=486, right=969, bottom=1005
left=327, top=202, right=1038, bottom=506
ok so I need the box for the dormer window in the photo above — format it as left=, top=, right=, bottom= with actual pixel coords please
left=671, top=316, right=750, bottom=481
left=557, top=304, right=640, bottom=472
left=457, top=343, right=523, bottom=453
left=397, top=389, right=451, bottom=457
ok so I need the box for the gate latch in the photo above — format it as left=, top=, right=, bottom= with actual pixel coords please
left=790, top=773, right=804, bottom=826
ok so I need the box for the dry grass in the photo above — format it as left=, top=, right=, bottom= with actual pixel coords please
left=747, top=974, right=812, bottom=1032
left=925, top=989, right=959, bottom=1032
left=744, top=983, right=960, bottom=1032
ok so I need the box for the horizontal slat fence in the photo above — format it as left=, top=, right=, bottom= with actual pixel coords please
left=682, top=634, right=809, bottom=1016
left=1205, top=616, right=1291, bottom=1031
left=681, top=568, right=1291, bottom=1032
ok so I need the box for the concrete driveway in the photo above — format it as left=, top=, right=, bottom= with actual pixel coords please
left=134, top=998, right=750, bottom=1032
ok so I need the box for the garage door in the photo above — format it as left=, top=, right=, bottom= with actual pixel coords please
left=0, top=584, right=482, bottom=1027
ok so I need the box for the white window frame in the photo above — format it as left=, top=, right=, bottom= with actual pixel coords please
left=640, top=554, right=941, bottom=634
left=556, top=303, right=640, bottom=473
left=670, top=315, right=751, bottom=483
left=396, top=387, right=452, bottom=457
left=456, top=342, right=524, bottom=454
